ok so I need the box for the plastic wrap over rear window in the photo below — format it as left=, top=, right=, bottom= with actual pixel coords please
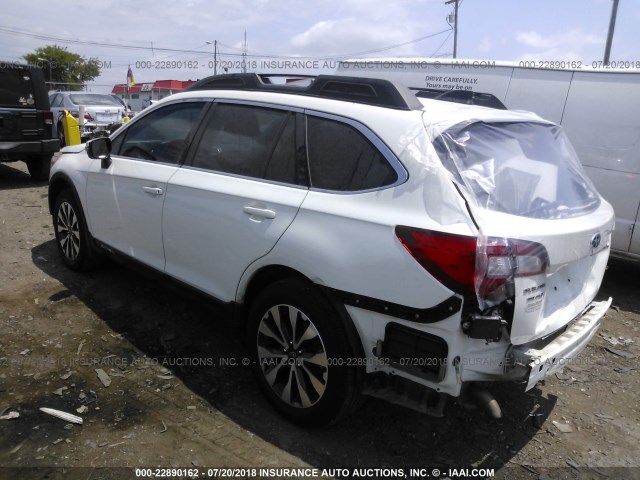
left=434, top=121, right=600, bottom=219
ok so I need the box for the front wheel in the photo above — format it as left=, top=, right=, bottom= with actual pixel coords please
left=247, top=278, right=363, bottom=426
left=52, top=190, right=100, bottom=271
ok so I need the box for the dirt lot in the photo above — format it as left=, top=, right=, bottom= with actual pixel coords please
left=1, top=161, right=639, bottom=480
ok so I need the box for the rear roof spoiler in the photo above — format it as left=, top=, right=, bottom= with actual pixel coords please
left=412, top=88, right=507, bottom=110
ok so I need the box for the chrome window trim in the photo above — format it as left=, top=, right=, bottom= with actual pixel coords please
left=211, top=98, right=305, bottom=114
left=177, top=164, right=310, bottom=191
left=106, top=155, right=182, bottom=169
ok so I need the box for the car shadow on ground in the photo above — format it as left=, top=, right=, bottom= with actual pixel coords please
left=0, top=163, right=47, bottom=190
left=32, top=239, right=559, bottom=471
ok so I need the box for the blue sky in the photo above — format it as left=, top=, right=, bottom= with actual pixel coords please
left=1, top=0, right=638, bottom=92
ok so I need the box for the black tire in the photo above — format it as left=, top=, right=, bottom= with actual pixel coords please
left=57, top=121, right=66, bottom=147
left=52, top=189, right=100, bottom=271
left=247, top=278, right=364, bottom=426
left=26, top=155, right=51, bottom=181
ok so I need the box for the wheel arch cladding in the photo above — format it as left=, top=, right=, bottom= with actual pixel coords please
left=240, top=265, right=367, bottom=361
left=48, top=174, right=78, bottom=215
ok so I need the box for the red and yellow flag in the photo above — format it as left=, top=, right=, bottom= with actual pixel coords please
left=127, top=66, right=135, bottom=87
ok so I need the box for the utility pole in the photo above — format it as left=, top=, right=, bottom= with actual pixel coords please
left=445, top=0, right=459, bottom=58
left=242, top=31, right=247, bottom=73
left=206, top=40, right=218, bottom=75
left=603, top=0, right=619, bottom=65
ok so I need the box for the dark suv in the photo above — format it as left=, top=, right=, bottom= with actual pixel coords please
left=0, top=62, right=60, bottom=180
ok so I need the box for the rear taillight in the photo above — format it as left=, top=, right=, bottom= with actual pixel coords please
left=476, top=237, right=548, bottom=308
left=395, top=226, right=548, bottom=309
left=44, top=111, right=53, bottom=125
left=70, top=111, right=93, bottom=121
left=395, top=227, right=477, bottom=296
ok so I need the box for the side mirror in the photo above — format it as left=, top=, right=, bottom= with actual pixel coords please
left=86, top=137, right=112, bottom=169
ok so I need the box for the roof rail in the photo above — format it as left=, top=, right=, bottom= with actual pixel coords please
left=412, top=88, right=507, bottom=110
left=185, top=73, right=424, bottom=111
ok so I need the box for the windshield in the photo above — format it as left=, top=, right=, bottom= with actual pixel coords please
left=434, top=121, right=600, bottom=219
left=69, top=94, right=121, bottom=106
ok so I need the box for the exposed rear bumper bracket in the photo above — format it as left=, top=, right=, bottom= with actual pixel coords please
left=328, top=288, right=462, bottom=323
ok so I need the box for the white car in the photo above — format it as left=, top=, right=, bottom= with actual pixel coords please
left=48, top=74, right=614, bottom=426
left=49, top=92, right=125, bottom=145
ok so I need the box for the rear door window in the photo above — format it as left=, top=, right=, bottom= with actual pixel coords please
left=52, top=95, right=64, bottom=108
left=190, top=103, right=299, bottom=185
left=51, top=95, right=64, bottom=107
left=306, top=115, right=398, bottom=191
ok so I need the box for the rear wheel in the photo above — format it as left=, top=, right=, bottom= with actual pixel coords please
left=26, top=155, right=51, bottom=181
left=52, top=190, right=100, bottom=271
left=247, top=278, right=363, bottom=426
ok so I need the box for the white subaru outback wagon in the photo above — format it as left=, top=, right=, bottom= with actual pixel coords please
left=48, top=74, right=614, bottom=426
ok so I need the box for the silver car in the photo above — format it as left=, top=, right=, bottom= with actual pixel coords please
left=49, top=92, right=124, bottom=146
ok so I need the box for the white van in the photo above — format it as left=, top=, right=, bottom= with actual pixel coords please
left=337, top=59, right=640, bottom=259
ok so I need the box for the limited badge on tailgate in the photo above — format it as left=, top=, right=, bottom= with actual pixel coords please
left=523, top=283, right=545, bottom=314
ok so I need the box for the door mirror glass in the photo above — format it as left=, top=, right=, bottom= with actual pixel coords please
left=86, top=137, right=112, bottom=168
left=86, top=137, right=111, bottom=159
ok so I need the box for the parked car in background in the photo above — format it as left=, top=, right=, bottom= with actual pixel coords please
left=0, top=61, right=59, bottom=180
left=49, top=74, right=614, bottom=426
left=110, top=94, right=135, bottom=118
left=110, top=94, right=126, bottom=108
left=49, top=92, right=125, bottom=146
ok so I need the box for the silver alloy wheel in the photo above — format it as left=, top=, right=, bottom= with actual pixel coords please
left=56, top=201, right=80, bottom=261
left=256, top=304, right=329, bottom=408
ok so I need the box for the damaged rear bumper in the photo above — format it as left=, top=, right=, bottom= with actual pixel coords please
left=509, top=297, right=612, bottom=391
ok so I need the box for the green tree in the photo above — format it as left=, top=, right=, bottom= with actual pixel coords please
left=23, top=45, right=100, bottom=91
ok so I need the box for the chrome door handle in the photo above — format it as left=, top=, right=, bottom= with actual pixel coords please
left=143, top=186, right=163, bottom=196
left=243, top=206, right=276, bottom=219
